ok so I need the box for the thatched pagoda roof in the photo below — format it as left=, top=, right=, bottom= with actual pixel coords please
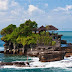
left=32, top=25, right=58, bottom=31
left=46, top=25, right=58, bottom=30
left=37, top=25, right=46, bottom=31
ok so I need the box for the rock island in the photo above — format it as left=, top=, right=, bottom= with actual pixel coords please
left=0, top=19, right=72, bottom=62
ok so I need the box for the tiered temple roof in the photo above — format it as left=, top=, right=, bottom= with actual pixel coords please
left=33, top=25, right=58, bottom=32
left=46, top=25, right=58, bottom=30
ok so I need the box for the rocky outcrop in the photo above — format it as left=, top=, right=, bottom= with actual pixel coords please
left=61, top=40, right=67, bottom=44
left=27, top=45, right=66, bottom=62
left=39, top=51, right=66, bottom=62
left=27, top=51, right=39, bottom=57
left=27, top=45, right=61, bottom=57
left=0, top=62, right=30, bottom=67
left=61, top=44, right=72, bottom=52
left=0, top=51, right=4, bottom=53
left=3, top=42, right=67, bottom=62
left=65, top=52, right=72, bottom=57
left=60, top=43, right=72, bottom=57
left=65, top=54, right=71, bottom=57
left=3, top=42, right=29, bottom=55
left=4, top=42, right=9, bottom=54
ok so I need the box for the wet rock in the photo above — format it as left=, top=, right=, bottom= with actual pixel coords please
left=0, top=51, right=4, bottom=53
left=0, top=62, right=30, bottom=67
left=65, top=55, right=71, bottom=57
left=0, top=62, right=13, bottom=65
left=61, top=40, right=67, bottom=44
left=13, top=62, right=26, bottom=67
left=39, top=51, right=66, bottom=62
left=65, top=53, right=72, bottom=57
left=27, top=51, right=39, bottom=57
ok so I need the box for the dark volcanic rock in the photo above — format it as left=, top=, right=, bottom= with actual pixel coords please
left=39, top=51, right=66, bottom=62
left=61, top=40, right=67, bottom=44
left=65, top=53, right=72, bottom=57
left=0, top=62, right=13, bottom=65
left=0, top=51, right=4, bottom=53
left=65, top=55, right=71, bottom=57
left=27, top=51, right=39, bottom=57
left=0, top=62, right=30, bottom=67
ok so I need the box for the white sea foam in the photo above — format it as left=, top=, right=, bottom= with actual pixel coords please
left=29, top=57, right=71, bottom=68
left=1, top=56, right=72, bottom=69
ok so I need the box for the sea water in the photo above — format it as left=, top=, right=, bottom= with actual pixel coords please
left=0, top=31, right=72, bottom=72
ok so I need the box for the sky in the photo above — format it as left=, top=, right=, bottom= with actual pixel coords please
left=0, top=0, right=72, bottom=31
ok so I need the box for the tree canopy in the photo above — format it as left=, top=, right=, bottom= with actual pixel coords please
left=0, top=24, right=16, bottom=36
left=0, top=20, right=38, bottom=44
left=0, top=19, right=54, bottom=49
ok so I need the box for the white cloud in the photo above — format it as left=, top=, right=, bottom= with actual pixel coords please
left=11, top=8, right=21, bottom=15
left=28, top=5, right=45, bottom=15
left=0, top=0, right=19, bottom=11
left=0, top=12, right=7, bottom=15
left=11, top=10, right=18, bottom=15
left=0, top=0, right=72, bottom=31
left=24, top=19, right=27, bottom=21
left=65, top=5, right=72, bottom=11
left=0, top=0, right=8, bottom=10
left=0, top=0, right=22, bottom=29
left=28, top=5, right=38, bottom=12
left=53, top=5, right=72, bottom=11
left=53, top=7, right=65, bottom=11
left=11, top=0, right=18, bottom=7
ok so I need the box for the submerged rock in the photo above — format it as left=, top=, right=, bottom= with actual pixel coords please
left=0, top=62, right=30, bottom=67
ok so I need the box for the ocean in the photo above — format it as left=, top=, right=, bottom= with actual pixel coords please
left=0, top=31, right=72, bottom=72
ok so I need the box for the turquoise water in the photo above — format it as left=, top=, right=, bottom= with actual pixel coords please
left=0, top=31, right=72, bottom=72
left=1, top=68, right=72, bottom=72
left=58, top=31, right=72, bottom=43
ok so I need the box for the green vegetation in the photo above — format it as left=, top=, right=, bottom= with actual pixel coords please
left=0, top=19, right=56, bottom=52
left=52, top=41, right=56, bottom=46
left=0, top=24, right=16, bottom=36
left=38, top=31, right=52, bottom=45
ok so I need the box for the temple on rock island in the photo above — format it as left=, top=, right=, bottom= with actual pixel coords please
left=1, top=20, right=72, bottom=62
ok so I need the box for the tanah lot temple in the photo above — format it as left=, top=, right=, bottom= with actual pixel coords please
left=3, top=25, right=72, bottom=62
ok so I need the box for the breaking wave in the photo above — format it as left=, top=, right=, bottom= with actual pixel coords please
left=1, top=56, right=72, bottom=69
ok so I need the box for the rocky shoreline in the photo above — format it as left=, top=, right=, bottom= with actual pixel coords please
left=0, top=62, right=30, bottom=67
left=2, top=43, right=72, bottom=62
